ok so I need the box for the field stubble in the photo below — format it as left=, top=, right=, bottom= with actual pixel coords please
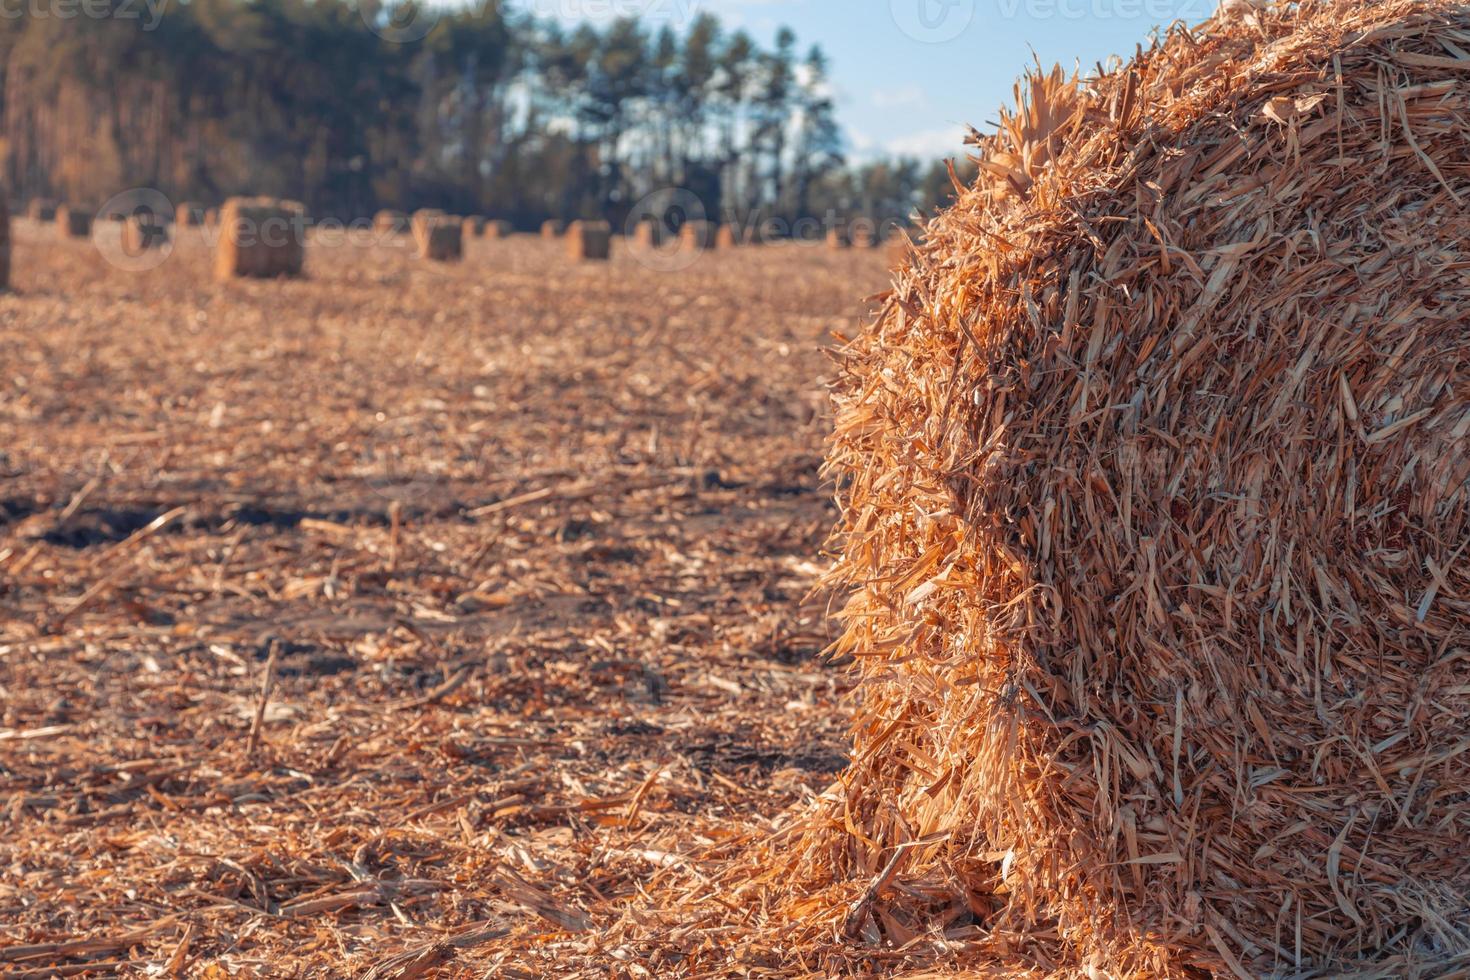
left=0, top=220, right=893, bottom=976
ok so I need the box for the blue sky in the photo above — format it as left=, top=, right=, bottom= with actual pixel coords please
left=522, top=0, right=1217, bottom=161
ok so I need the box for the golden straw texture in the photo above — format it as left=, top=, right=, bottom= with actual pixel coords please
left=800, top=1, right=1470, bottom=974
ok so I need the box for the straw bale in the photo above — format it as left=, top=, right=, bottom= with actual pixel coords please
left=27, top=198, right=57, bottom=222
left=122, top=213, right=169, bottom=253
left=632, top=218, right=661, bottom=248
left=419, top=216, right=463, bottom=261
left=462, top=215, right=486, bottom=238
left=374, top=209, right=409, bottom=235
left=680, top=220, right=716, bottom=250
left=824, top=227, right=848, bottom=250
left=213, top=197, right=306, bottom=281
left=714, top=225, right=739, bottom=249
left=540, top=219, right=565, bottom=239
left=485, top=219, right=514, bottom=240
left=760, top=2, right=1470, bottom=975
left=410, top=208, right=445, bottom=251
left=56, top=205, right=92, bottom=238
left=204, top=207, right=219, bottom=228
left=566, top=220, right=611, bottom=261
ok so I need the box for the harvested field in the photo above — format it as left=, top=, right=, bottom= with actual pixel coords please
left=0, top=216, right=890, bottom=976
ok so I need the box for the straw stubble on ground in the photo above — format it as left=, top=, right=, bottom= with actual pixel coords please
left=0, top=220, right=891, bottom=977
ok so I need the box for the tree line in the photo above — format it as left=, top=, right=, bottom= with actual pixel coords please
left=0, top=0, right=974, bottom=232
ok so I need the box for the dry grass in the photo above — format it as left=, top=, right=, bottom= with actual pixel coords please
left=0, top=220, right=890, bottom=977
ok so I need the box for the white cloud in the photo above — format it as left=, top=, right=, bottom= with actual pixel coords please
left=871, top=84, right=926, bottom=111
left=882, top=124, right=970, bottom=160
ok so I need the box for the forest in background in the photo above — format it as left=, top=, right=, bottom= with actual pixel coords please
left=0, top=0, right=976, bottom=231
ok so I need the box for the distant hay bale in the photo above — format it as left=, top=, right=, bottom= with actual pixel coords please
left=680, top=220, right=716, bottom=250
left=213, top=197, right=306, bottom=281
left=373, top=209, right=409, bottom=235
left=204, top=207, right=219, bottom=229
left=56, top=205, right=92, bottom=238
left=410, top=209, right=444, bottom=251
left=485, top=219, right=514, bottom=240
left=714, top=225, right=739, bottom=249
left=824, top=227, right=849, bottom=250
left=122, top=213, right=169, bottom=254
left=566, top=220, right=611, bottom=261
left=27, top=198, right=57, bottom=222
left=632, top=218, right=661, bottom=249
left=540, top=219, right=565, bottom=239
left=462, top=215, right=486, bottom=239
left=176, top=202, right=205, bottom=226
left=793, top=3, right=1470, bottom=976
left=418, top=216, right=463, bottom=262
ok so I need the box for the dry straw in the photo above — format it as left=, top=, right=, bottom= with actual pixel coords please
left=56, top=205, right=91, bottom=238
left=714, top=224, right=739, bottom=249
left=463, top=215, right=487, bottom=239
left=214, top=197, right=306, bottom=281
left=486, top=219, right=514, bottom=240
left=541, top=219, right=565, bottom=239
left=610, top=2, right=1470, bottom=976
left=566, top=220, right=611, bottom=261
left=824, top=227, right=849, bottom=250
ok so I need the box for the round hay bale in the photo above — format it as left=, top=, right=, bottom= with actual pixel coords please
left=214, top=197, right=306, bottom=281
left=122, top=213, right=169, bottom=254
left=485, top=219, right=514, bottom=240
left=809, top=2, right=1470, bottom=975
left=540, top=219, right=565, bottom=239
left=680, top=220, right=716, bottom=251
left=419, top=216, right=463, bottom=262
left=566, top=220, right=611, bottom=261
left=26, top=198, right=57, bottom=222
left=631, top=218, right=661, bottom=249
left=410, top=209, right=445, bottom=251
left=374, top=209, right=409, bottom=235
left=462, top=215, right=487, bottom=239
left=56, top=205, right=92, bottom=239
